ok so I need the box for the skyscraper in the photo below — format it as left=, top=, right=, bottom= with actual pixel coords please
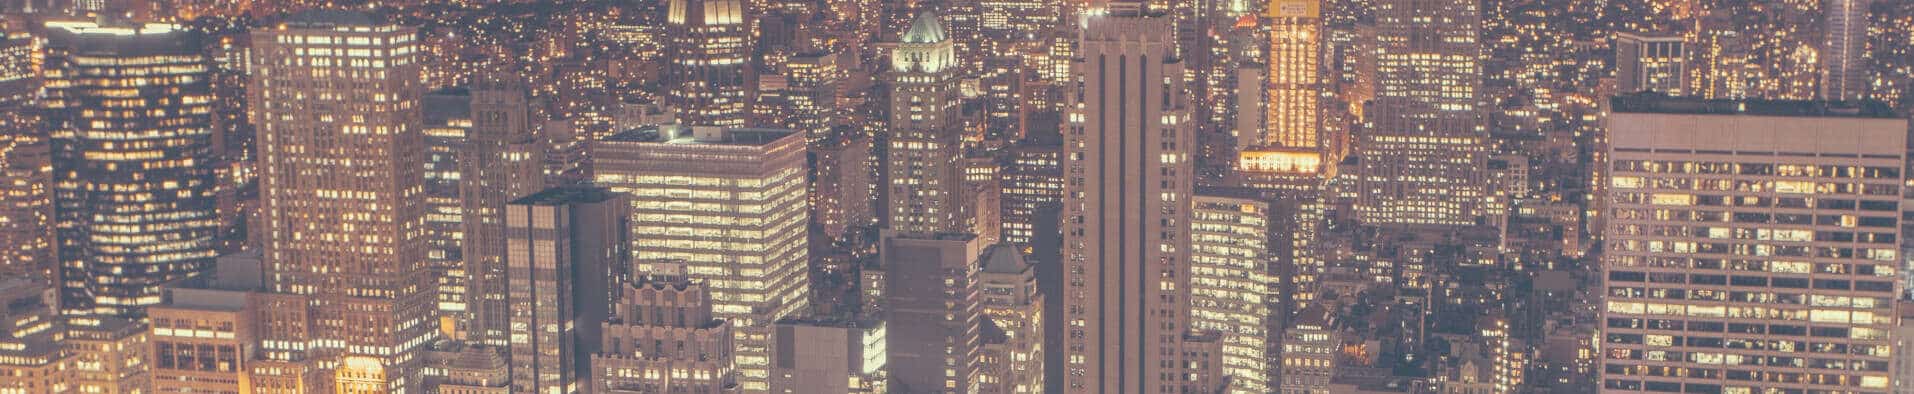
left=1264, top=0, right=1322, bottom=151
left=0, top=104, right=50, bottom=279
left=1615, top=32, right=1688, bottom=96
left=463, top=78, right=547, bottom=346
left=1821, top=0, right=1870, bottom=101
left=249, top=10, right=435, bottom=390
left=594, top=125, right=809, bottom=392
left=886, top=12, right=965, bottom=234
left=1600, top=95, right=1905, bottom=393
left=1061, top=4, right=1199, bottom=392
left=976, top=244, right=1044, bottom=394
left=880, top=232, right=983, bottom=393
left=665, top=0, right=754, bottom=128
left=1353, top=0, right=1491, bottom=227
left=504, top=186, right=627, bottom=394
left=1190, top=192, right=1277, bottom=393
left=42, top=21, right=219, bottom=317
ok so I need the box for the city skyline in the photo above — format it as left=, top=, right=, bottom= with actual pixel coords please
left=4, top=0, right=1914, bottom=393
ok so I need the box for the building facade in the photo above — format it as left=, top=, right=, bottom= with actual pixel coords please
left=43, top=21, right=219, bottom=317
left=1061, top=5, right=1198, bottom=393
left=1601, top=95, right=1906, bottom=392
left=595, top=125, right=809, bottom=392
left=664, top=0, right=753, bottom=128
left=886, top=12, right=966, bottom=234
left=504, top=186, right=628, bottom=394
left=249, top=10, right=436, bottom=391
left=1353, top=0, right=1491, bottom=227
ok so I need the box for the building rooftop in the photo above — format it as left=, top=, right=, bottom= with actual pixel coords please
left=511, top=185, right=619, bottom=206
left=603, top=125, right=799, bottom=146
left=283, top=9, right=385, bottom=28
left=980, top=244, right=1030, bottom=274
left=42, top=21, right=198, bottom=56
left=1610, top=92, right=1897, bottom=118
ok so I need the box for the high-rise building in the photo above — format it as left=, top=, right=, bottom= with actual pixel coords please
left=811, top=130, right=875, bottom=239
left=249, top=10, right=436, bottom=391
left=664, top=0, right=753, bottom=128
left=593, top=272, right=736, bottom=393
left=464, top=78, right=547, bottom=347
left=1353, top=0, right=1491, bottom=227
left=0, top=28, right=33, bottom=106
left=1264, top=0, right=1322, bottom=151
left=0, top=106, right=51, bottom=279
left=998, top=127, right=1062, bottom=247
left=503, top=186, right=628, bottom=394
left=1821, top=0, right=1869, bottom=101
left=879, top=232, right=983, bottom=393
left=594, top=125, right=809, bottom=392
left=421, top=89, right=469, bottom=338
left=976, top=244, right=1044, bottom=394
left=1190, top=192, right=1278, bottom=393
left=1061, top=5, right=1199, bottom=392
left=1601, top=95, right=1905, bottom=393
left=887, top=12, right=965, bottom=234
left=42, top=21, right=219, bottom=317
left=1614, top=32, right=1687, bottom=96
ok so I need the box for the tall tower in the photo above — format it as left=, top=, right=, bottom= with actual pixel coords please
left=665, top=0, right=753, bottom=128
left=1061, top=4, right=1197, bottom=393
left=886, top=11, right=965, bottom=234
left=1821, top=0, right=1869, bottom=101
left=1601, top=95, right=1904, bottom=393
left=505, top=186, right=627, bottom=394
left=461, top=77, right=547, bottom=346
left=250, top=10, right=436, bottom=391
left=594, top=126, right=810, bottom=393
left=1353, top=0, right=1490, bottom=227
left=42, top=21, right=219, bottom=317
left=1263, top=0, right=1321, bottom=151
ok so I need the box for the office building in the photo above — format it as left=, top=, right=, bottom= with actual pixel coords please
left=504, top=186, right=628, bottom=394
left=1279, top=304, right=1338, bottom=394
left=887, top=11, right=965, bottom=234
left=419, top=342, right=511, bottom=394
left=42, top=21, right=218, bottom=317
left=769, top=318, right=887, bottom=394
left=1600, top=95, right=1905, bottom=392
left=593, top=273, right=736, bottom=393
left=64, top=316, right=151, bottom=394
left=595, top=125, right=810, bottom=392
left=0, top=28, right=32, bottom=106
left=880, top=232, right=983, bottom=393
left=998, top=128, right=1062, bottom=247
left=422, top=89, right=470, bottom=338
left=811, top=130, right=875, bottom=240
left=977, top=244, right=1044, bottom=394
left=1821, top=0, right=1869, bottom=101
left=148, top=288, right=260, bottom=394
left=1190, top=192, right=1278, bottom=393
left=1061, top=5, right=1199, bottom=392
left=664, top=0, right=753, bottom=128
left=1615, top=32, right=1687, bottom=96
left=0, top=279, right=65, bottom=393
left=1264, top=0, right=1322, bottom=152
left=1353, top=0, right=1491, bottom=227
left=249, top=10, right=436, bottom=391
left=464, top=78, right=547, bottom=346
left=0, top=106, right=50, bottom=279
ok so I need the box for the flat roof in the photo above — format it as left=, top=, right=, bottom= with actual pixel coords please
left=603, top=125, right=799, bottom=146
left=1611, top=93, right=1898, bottom=119
left=511, top=185, right=618, bottom=206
